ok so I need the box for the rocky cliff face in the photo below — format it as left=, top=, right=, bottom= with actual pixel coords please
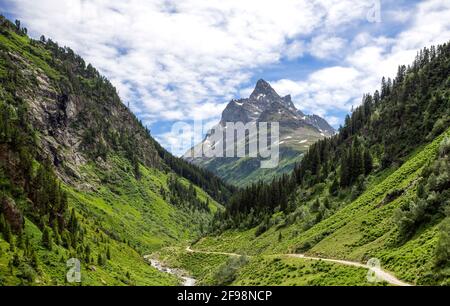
left=3, top=41, right=162, bottom=190
left=1, top=18, right=233, bottom=204
left=184, top=79, right=335, bottom=186
left=304, top=114, right=335, bottom=136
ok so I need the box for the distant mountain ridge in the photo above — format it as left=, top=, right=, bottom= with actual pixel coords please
left=184, top=79, right=335, bottom=186
left=221, top=79, right=334, bottom=134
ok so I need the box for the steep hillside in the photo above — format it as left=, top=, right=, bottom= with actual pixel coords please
left=192, top=42, right=450, bottom=285
left=195, top=128, right=450, bottom=285
left=184, top=79, right=335, bottom=186
left=0, top=17, right=231, bottom=285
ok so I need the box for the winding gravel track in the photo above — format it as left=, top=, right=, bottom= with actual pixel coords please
left=185, top=246, right=412, bottom=286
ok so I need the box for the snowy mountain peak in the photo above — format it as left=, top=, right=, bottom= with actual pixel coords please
left=218, top=80, right=335, bottom=135
left=184, top=78, right=336, bottom=185
left=250, top=79, right=280, bottom=101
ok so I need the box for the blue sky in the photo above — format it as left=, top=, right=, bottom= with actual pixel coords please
left=1, top=0, right=449, bottom=155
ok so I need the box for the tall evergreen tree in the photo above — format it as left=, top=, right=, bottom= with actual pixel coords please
left=1, top=215, right=13, bottom=244
left=106, top=247, right=111, bottom=260
left=329, top=177, right=339, bottom=196
left=351, top=138, right=364, bottom=181
left=363, top=150, right=373, bottom=175
left=340, top=150, right=351, bottom=187
left=41, top=226, right=53, bottom=250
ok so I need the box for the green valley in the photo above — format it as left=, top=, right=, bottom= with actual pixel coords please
left=191, top=128, right=450, bottom=285
left=0, top=16, right=230, bottom=286
left=0, top=12, right=449, bottom=288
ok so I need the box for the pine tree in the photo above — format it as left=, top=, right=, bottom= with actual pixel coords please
left=351, top=139, right=364, bottom=181
left=1, top=216, right=13, bottom=244
left=133, top=159, right=141, bottom=179
left=311, top=199, right=321, bottom=213
left=329, top=177, right=339, bottom=196
left=8, top=259, right=13, bottom=273
left=24, top=235, right=31, bottom=256
left=17, top=230, right=25, bottom=250
left=340, top=150, right=350, bottom=187
left=160, top=186, right=166, bottom=200
left=363, top=150, right=373, bottom=175
left=12, top=253, right=20, bottom=267
left=323, top=197, right=331, bottom=210
left=0, top=213, right=6, bottom=234
left=9, top=238, right=15, bottom=252
left=85, top=244, right=91, bottom=263
left=381, top=77, right=388, bottom=99
left=97, top=253, right=105, bottom=266
left=106, top=247, right=111, bottom=260
left=68, top=209, right=78, bottom=234
left=434, top=219, right=450, bottom=267
left=41, top=226, right=53, bottom=250
left=62, top=231, right=72, bottom=249
left=30, top=248, right=39, bottom=269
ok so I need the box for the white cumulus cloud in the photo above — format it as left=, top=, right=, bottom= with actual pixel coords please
left=2, top=0, right=449, bottom=154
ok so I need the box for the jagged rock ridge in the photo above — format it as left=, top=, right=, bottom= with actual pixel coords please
left=184, top=79, right=336, bottom=186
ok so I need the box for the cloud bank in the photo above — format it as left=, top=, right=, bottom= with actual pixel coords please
left=269, top=0, right=450, bottom=119
left=1, top=0, right=449, bottom=155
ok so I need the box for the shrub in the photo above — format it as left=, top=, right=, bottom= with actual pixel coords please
left=434, top=218, right=450, bottom=268
left=212, top=256, right=249, bottom=286
left=394, top=199, right=428, bottom=241
left=430, top=118, right=448, bottom=139
left=18, top=263, right=36, bottom=283
left=439, top=137, right=450, bottom=157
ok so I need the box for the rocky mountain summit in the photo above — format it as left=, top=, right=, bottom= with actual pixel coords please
left=184, top=79, right=335, bottom=185
left=221, top=79, right=334, bottom=134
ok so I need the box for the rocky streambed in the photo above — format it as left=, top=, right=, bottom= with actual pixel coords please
left=144, top=256, right=196, bottom=286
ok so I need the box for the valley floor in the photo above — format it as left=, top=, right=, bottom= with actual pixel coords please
left=160, top=128, right=450, bottom=286
left=152, top=245, right=398, bottom=286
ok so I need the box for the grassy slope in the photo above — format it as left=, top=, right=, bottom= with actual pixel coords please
left=0, top=28, right=60, bottom=80
left=0, top=154, right=220, bottom=286
left=0, top=28, right=221, bottom=285
left=0, top=217, right=179, bottom=286
left=194, top=128, right=450, bottom=285
left=69, top=155, right=221, bottom=253
left=232, top=256, right=382, bottom=286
